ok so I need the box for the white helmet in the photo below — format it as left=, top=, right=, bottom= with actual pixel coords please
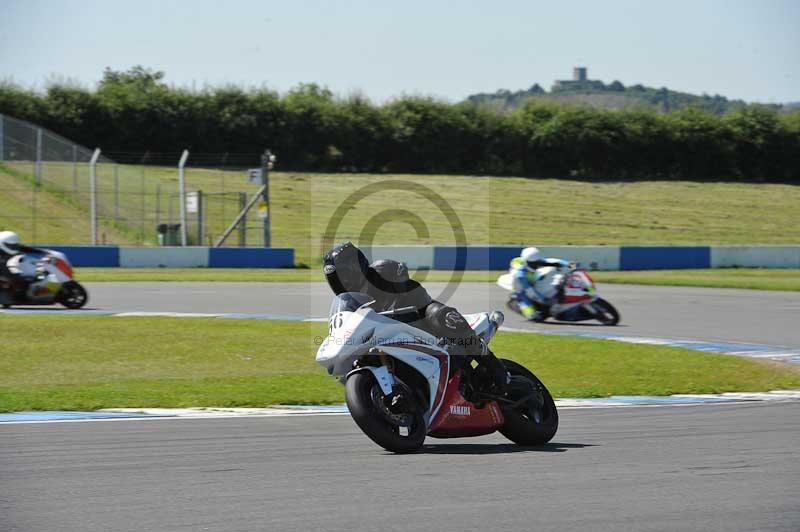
left=0, top=231, right=21, bottom=255
left=521, top=246, right=542, bottom=270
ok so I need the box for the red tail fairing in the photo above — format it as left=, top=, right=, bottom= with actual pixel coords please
left=54, top=258, right=73, bottom=279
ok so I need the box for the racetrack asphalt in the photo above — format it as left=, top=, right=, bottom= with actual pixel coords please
left=2, top=403, right=798, bottom=532
left=79, top=281, right=800, bottom=348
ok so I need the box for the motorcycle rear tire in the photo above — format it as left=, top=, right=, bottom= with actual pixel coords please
left=345, top=371, right=426, bottom=454
left=58, top=281, right=88, bottom=309
left=592, top=298, right=620, bottom=325
left=498, top=359, right=558, bottom=446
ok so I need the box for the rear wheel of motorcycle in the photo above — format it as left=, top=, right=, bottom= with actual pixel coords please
left=498, top=359, right=558, bottom=446
left=58, top=281, right=88, bottom=309
left=592, top=298, right=620, bottom=325
left=345, top=371, right=426, bottom=454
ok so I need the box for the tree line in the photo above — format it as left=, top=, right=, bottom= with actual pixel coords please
left=1, top=67, right=798, bottom=182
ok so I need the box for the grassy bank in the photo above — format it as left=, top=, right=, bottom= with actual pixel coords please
left=1, top=315, right=797, bottom=411
left=3, top=163, right=800, bottom=265
left=72, top=267, right=800, bottom=291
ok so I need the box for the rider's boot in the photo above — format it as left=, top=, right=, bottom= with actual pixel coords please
left=11, top=278, right=28, bottom=300
left=477, top=350, right=510, bottom=395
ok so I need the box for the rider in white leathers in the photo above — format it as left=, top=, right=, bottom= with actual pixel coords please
left=510, top=247, right=571, bottom=322
left=0, top=231, right=39, bottom=298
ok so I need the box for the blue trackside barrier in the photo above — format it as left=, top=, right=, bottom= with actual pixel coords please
left=619, top=246, right=711, bottom=270
left=208, top=247, right=294, bottom=268
left=432, top=246, right=623, bottom=271
left=33, top=246, right=294, bottom=268
left=433, top=246, right=522, bottom=270
left=45, top=246, right=120, bottom=267
left=30, top=245, right=800, bottom=270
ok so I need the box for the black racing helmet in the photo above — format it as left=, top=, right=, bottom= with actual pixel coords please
left=368, top=259, right=410, bottom=294
left=323, top=241, right=370, bottom=295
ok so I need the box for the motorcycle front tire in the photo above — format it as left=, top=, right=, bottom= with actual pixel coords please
left=58, top=281, right=88, bottom=309
left=345, top=371, right=427, bottom=454
left=592, top=298, right=620, bottom=325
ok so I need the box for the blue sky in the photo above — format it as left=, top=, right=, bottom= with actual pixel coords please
left=1, top=0, right=798, bottom=103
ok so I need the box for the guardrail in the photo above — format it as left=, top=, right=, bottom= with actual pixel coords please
left=32, top=245, right=800, bottom=269
left=364, top=245, right=800, bottom=270
left=42, top=246, right=294, bottom=268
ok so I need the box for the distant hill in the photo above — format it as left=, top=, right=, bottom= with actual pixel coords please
left=465, top=80, right=787, bottom=115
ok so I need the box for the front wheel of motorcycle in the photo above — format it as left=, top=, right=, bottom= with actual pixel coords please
left=345, top=371, right=427, bottom=454
left=498, top=359, right=558, bottom=446
left=58, top=281, right=88, bottom=309
left=592, top=298, right=620, bottom=325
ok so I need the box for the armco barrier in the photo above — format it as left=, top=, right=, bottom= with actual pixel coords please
left=208, top=247, right=294, bottom=268
left=47, top=246, right=120, bottom=267
left=619, top=246, right=711, bottom=270
left=33, top=245, right=800, bottom=270
left=36, top=246, right=294, bottom=268
left=119, top=247, right=209, bottom=268
left=711, top=246, right=800, bottom=268
left=362, top=246, right=435, bottom=269
left=432, top=246, right=622, bottom=270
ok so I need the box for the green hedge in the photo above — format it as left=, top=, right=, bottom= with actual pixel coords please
left=2, top=67, right=798, bottom=181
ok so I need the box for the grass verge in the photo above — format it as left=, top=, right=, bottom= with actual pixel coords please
left=1, top=315, right=797, bottom=411
left=590, top=268, right=800, bottom=292
left=72, top=267, right=800, bottom=291
left=4, top=163, right=800, bottom=265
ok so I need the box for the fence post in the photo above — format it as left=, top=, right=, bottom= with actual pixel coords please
left=155, top=183, right=161, bottom=232
left=72, top=145, right=78, bottom=192
left=114, top=164, right=120, bottom=220
left=35, top=128, right=43, bottom=184
left=89, top=148, right=101, bottom=245
left=178, top=149, right=189, bottom=246
left=197, top=190, right=204, bottom=245
left=239, top=192, right=246, bottom=246
left=261, top=150, right=273, bottom=247
left=140, top=167, right=146, bottom=245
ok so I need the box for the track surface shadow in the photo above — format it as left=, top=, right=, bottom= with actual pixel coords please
left=414, top=442, right=593, bottom=455
left=540, top=321, right=626, bottom=328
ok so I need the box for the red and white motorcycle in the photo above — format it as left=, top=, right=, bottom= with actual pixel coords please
left=0, top=249, right=88, bottom=309
left=316, top=292, right=558, bottom=453
left=497, top=267, right=620, bottom=325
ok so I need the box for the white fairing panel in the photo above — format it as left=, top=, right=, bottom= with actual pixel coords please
left=316, top=308, right=440, bottom=376
left=496, top=273, right=513, bottom=291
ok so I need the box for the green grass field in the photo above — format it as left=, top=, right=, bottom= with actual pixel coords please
left=3, top=162, right=800, bottom=265
left=1, top=315, right=797, bottom=411
left=72, top=267, right=800, bottom=291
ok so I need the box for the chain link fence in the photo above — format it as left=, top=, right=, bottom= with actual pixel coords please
left=0, top=115, right=271, bottom=247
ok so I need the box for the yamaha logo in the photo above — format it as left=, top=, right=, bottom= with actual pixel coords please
left=449, top=405, right=470, bottom=416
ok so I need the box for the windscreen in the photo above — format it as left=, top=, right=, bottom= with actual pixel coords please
left=328, top=292, right=374, bottom=317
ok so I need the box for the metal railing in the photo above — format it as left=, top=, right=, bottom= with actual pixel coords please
left=0, top=115, right=271, bottom=247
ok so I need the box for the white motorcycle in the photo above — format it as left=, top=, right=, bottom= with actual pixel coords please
left=497, top=266, right=620, bottom=325
left=316, top=292, right=558, bottom=453
left=0, top=249, right=88, bottom=309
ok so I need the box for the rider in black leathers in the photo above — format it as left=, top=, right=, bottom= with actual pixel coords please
left=323, top=241, right=509, bottom=393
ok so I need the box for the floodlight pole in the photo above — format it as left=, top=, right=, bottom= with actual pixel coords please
left=89, top=148, right=101, bottom=245
left=178, top=149, right=189, bottom=246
